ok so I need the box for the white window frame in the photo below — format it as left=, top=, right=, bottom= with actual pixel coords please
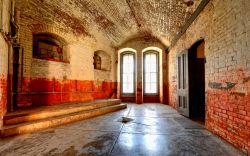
left=120, top=52, right=135, bottom=95
left=143, top=51, right=159, bottom=95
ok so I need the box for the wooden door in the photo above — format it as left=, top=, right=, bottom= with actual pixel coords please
left=177, top=50, right=189, bottom=117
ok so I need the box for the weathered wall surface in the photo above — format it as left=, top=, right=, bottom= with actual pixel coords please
left=0, top=35, right=8, bottom=127
left=118, top=37, right=168, bottom=104
left=16, top=13, right=117, bottom=106
left=15, top=0, right=203, bottom=48
left=0, top=0, right=12, bottom=127
left=168, top=0, right=250, bottom=153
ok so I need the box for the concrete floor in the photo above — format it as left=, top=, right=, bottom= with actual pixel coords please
left=0, top=104, right=245, bottom=156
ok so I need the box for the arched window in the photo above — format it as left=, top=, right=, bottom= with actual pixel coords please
left=144, top=51, right=159, bottom=94
left=121, top=52, right=135, bottom=94
left=33, top=33, right=67, bottom=62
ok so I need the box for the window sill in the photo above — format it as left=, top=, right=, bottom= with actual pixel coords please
left=94, top=69, right=111, bottom=72
left=33, top=57, right=70, bottom=64
left=143, top=93, right=159, bottom=96
left=121, top=93, right=135, bottom=97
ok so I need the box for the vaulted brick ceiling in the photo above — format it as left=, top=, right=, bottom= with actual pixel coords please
left=17, top=0, right=202, bottom=47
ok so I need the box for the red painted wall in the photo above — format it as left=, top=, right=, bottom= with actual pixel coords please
left=206, top=69, right=250, bottom=153
left=17, top=78, right=117, bottom=107
left=0, top=75, right=7, bottom=119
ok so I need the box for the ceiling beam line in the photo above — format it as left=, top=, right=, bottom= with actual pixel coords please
left=125, top=0, right=141, bottom=28
left=168, top=0, right=210, bottom=51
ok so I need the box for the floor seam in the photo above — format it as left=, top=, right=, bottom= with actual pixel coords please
left=115, top=131, right=212, bottom=136
left=127, top=115, right=179, bottom=118
left=107, top=104, right=132, bottom=156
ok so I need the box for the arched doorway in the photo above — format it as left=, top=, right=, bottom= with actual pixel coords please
left=189, top=40, right=205, bottom=122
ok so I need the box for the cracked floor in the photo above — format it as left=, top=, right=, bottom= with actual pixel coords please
left=0, top=104, right=245, bottom=156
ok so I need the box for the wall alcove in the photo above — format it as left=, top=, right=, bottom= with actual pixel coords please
left=93, top=50, right=111, bottom=71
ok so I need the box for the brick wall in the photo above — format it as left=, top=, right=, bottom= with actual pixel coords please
left=168, top=0, right=250, bottom=153
left=17, top=13, right=117, bottom=107
left=0, top=35, right=8, bottom=127
left=0, top=0, right=12, bottom=127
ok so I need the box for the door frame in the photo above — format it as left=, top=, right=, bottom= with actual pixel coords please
left=188, top=39, right=206, bottom=119
left=177, top=49, right=189, bottom=117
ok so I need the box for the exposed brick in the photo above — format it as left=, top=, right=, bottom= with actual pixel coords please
left=168, top=0, right=250, bottom=154
left=0, top=0, right=11, bottom=128
left=16, top=0, right=202, bottom=47
left=0, top=0, right=248, bottom=154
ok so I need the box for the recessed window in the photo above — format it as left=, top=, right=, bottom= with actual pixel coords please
left=144, top=52, right=158, bottom=94
left=121, top=52, right=135, bottom=94
left=33, top=33, right=67, bottom=62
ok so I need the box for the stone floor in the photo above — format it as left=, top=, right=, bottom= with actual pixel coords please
left=0, top=104, right=245, bottom=156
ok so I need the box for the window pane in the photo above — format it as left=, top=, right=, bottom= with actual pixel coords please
left=145, top=73, right=150, bottom=83
left=122, top=74, right=127, bottom=84
left=145, top=63, right=151, bottom=72
left=150, top=83, right=157, bottom=93
left=129, top=83, right=133, bottom=92
left=123, top=84, right=127, bottom=92
left=144, top=52, right=158, bottom=94
left=129, top=63, right=134, bottom=73
left=122, top=53, right=134, bottom=93
left=128, top=74, right=133, bottom=83
left=150, top=54, right=156, bottom=63
left=151, top=73, right=157, bottom=83
left=129, top=55, right=133, bottom=63
left=145, top=83, right=150, bottom=93
left=123, top=55, right=128, bottom=64
left=150, top=62, right=157, bottom=72
left=123, top=64, right=128, bottom=73
left=145, top=55, right=150, bottom=62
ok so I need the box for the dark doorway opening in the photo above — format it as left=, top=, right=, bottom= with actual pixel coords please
left=188, top=39, right=205, bottom=124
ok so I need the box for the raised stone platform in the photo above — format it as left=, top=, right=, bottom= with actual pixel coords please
left=1, top=99, right=126, bottom=137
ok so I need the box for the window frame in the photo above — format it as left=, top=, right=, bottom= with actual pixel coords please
left=120, top=51, right=136, bottom=96
left=143, top=51, right=159, bottom=95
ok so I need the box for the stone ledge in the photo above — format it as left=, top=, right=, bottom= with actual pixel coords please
left=1, top=99, right=126, bottom=137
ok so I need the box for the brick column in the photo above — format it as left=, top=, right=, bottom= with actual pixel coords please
left=136, top=49, right=143, bottom=104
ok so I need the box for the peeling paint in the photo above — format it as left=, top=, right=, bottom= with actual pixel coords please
left=17, top=0, right=202, bottom=47
left=208, top=82, right=237, bottom=90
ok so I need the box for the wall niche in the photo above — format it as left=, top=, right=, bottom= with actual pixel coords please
left=33, top=33, right=69, bottom=63
left=93, top=50, right=111, bottom=71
